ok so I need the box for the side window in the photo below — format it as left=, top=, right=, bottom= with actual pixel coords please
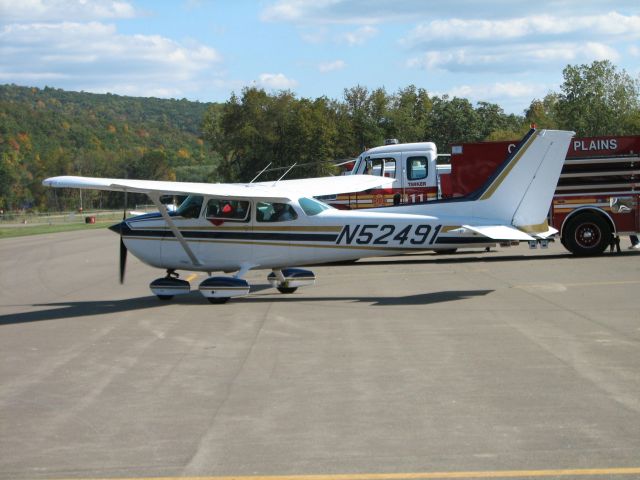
left=366, top=157, right=396, bottom=178
left=176, top=195, right=203, bottom=219
left=256, top=202, right=298, bottom=222
left=407, top=156, right=428, bottom=180
left=383, top=158, right=396, bottom=178
left=205, top=198, right=250, bottom=222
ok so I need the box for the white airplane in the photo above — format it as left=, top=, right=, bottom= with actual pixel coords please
left=43, top=129, right=573, bottom=303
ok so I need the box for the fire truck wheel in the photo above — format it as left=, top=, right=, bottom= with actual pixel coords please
left=563, top=213, right=611, bottom=256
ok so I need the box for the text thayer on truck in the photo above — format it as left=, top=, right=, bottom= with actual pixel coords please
left=329, top=132, right=639, bottom=256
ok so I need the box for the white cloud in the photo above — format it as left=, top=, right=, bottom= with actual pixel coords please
left=261, top=0, right=387, bottom=25
left=341, top=25, right=377, bottom=46
left=298, top=24, right=377, bottom=46
left=257, top=73, right=298, bottom=89
left=406, top=42, right=620, bottom=74
left=438, top=82, right=552, bottom=114
left=448, top=82, right=543, bottom=100
left=584, top=42, right=620, bottom=62
left=262, top=1, right=640, bottom=25
left=0, top=21, right=222, bottom=98
left=0, top=0, right=137, bottom=23
left=318, top=60, right=346, bottom=73
left=402, top=12, right=640, bottom=48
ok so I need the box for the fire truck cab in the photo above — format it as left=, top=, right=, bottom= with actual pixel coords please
left=328, top=140, right=442, bottom=209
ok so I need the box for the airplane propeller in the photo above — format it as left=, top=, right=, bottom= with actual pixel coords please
left=119, top=235, right=127, bottom=284
left=119, top=191, right=128, bottom=284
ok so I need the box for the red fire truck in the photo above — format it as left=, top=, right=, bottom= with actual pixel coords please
left=330, top=134, right=640, bottom=255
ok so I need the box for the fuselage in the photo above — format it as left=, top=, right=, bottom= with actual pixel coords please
left=111, top=195, right=491, bottom=273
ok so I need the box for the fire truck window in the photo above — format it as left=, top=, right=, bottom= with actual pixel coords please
left=369, top=157, right=396, bottom=178
left=205, top=198, right=250, bottom=222
left=407, top=156, right=428, bottom=180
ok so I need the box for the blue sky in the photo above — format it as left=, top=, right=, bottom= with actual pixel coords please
left=1, top=0, right=639, bottom=114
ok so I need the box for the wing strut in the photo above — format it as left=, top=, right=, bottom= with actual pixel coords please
left=149, top=193, right=202, bottom=267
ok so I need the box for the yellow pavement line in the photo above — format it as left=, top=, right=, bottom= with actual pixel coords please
left=55, top=466, right=640, bottom=480
left=515, top=280, right=640, bottom=290
left=563, top=280, right=640, bottom=288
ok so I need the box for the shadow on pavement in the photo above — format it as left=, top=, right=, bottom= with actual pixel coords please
left=1, top=289, right=493, bottom=325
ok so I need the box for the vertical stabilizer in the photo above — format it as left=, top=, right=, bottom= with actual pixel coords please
left=470, top=129, right=574, bottom=228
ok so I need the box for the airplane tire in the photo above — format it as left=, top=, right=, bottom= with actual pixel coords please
left=157, top=295, right=173, bottom=301
left=208, top=297, right=230, bottom=304
left=563, top=213, right=611, bottom=256
left=277, top=286, right=298, bottom=294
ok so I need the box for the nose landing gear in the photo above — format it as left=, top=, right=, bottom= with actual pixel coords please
left=268, top=268, right=316, bottom=294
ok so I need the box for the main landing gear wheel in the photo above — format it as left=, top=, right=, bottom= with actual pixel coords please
left=207, top=297, right=230, bottom=304
left=198, top=277, right=250, bottom=304
left=276, top=286, right=298, bottom=294
left=150, top=270, right=190, bottom=301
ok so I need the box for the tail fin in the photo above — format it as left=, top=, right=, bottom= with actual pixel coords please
left=470, top=129, right=574, bottom=230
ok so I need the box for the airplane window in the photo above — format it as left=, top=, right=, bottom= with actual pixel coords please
left=175, top=195, right=203, bottom=219
left=205, top=198, right=250, bottom=222
left=256, top=202, right=298, bottom=222
left=407, top=156, right=428, bottom=180
left=299, top=197, right=332, bottom=216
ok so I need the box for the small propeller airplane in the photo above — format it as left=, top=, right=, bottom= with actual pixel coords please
left=43, top=128, right=573, bottom=303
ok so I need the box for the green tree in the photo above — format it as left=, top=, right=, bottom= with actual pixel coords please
left=525, top=93, right=559, bottom=130
left=343, top=85, right=386, bottom=151
left=555, top=60, right=640, bottom=135
left=386, top=85, right=432, bottom=142
left=426, top=96, right=480, bottom=151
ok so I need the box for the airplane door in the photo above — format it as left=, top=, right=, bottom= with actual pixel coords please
left=254, top=200, right=298, bottom=265
left=198, top=198, right=253, bottom=271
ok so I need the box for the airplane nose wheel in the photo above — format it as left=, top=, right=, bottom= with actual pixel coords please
left=268, top=268, right=315, bottom=294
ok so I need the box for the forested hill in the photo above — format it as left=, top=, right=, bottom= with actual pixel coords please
left=0, top=84, right=220, bottom=210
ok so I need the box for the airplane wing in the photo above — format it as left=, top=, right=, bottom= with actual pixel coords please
left=42, top=174, right=394, bottom=200
left=256, top=175, right=394, bottom=197
left=463, top=225, right=535, bottom=241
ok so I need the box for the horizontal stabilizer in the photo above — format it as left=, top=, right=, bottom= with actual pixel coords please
left=531, top=227, right=558, bottom=239
left=463, top=224, right=535, bottom=241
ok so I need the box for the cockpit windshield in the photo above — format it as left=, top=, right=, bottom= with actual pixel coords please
left=299, top=197, right=333, bottom=216
left=175, top=195, right=204, bottom=219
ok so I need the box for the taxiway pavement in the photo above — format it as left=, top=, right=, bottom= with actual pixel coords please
left=1, top=229, right=639, bottom=479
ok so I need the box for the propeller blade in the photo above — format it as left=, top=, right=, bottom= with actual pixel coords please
left=119, top=235, right=127, bottom=284
left=120, top=190, right=127, bottom=284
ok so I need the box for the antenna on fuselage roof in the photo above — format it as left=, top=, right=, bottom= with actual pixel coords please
left=274, top=162, right=298, bottom=184
left=249, top=162, right=272, bottom=184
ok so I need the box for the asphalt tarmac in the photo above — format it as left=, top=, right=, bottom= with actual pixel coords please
left=1, top=228, right=640, bottom=480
